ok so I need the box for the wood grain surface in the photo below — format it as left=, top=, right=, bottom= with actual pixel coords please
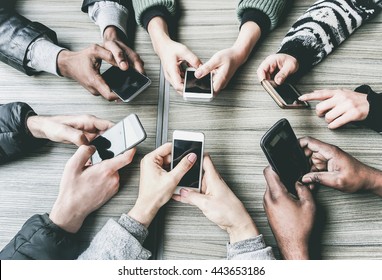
left=0, top=0, right=381, bottom=259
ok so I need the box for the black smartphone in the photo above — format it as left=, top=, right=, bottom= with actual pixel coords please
left=260, top=119, right=310, bottom=197
left=102, top=66, right=151, bottom=102
left=261, top=80, right=309, bottom=109
left=90, top=114, right=147, bottom=164
left=171, top=130, right=205, bottom=194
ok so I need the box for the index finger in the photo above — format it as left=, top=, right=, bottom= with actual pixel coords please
left=299, top=90, right=335, bottom=101
left=148, top=142, right=172, bottom=160
left=100, top=148, right=136, bottom=172
left=298, top=137, right=335, bottom=160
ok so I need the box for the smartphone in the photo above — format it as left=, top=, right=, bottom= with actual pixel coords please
left=171, top=130, right=205, bottom=194
left=183, top=68, right=213, bottom=102
left=261, top=79, right=309, bottom=109
left=90, top=114, right=147, bottom=164
left=102, top=66, right=151, bottom=102
left=260, top=119, right=310, bottom=197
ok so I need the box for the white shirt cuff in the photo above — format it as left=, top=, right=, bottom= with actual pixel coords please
left=88, top=1, right=129, bottom=38
left=26, top=37, right=65, bottom=76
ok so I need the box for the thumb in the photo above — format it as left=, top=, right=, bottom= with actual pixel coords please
left=66, top=145, right=96, bottom=170
left=60, top=125, right=89, bottom=146
left=169, top=153, right=197, bottom=184
left=195, top=57, right=218, bottom=79
left=302, top=171, right=338, bottom=188
left=184, top=51, right=202, bottom=69
left=295, top=182, right=314, bottom=203
left=274, top=59, right=298, bottom=85
left=178, top=188, right=209, bottom=210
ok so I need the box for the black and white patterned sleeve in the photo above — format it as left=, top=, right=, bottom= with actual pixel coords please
left=277, top=0, right=382, bottom=73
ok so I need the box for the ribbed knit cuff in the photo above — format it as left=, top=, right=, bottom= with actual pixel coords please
left=141, top=6, right=172, bottom=31
left=354, top=85, right=382, bottom=133
left=120, top=214, right=149, bottom=245
left=240, top=8, right=271, bottom=36
left=88, top=1, right=129, bottom=38
left=237, top=0, right=286, bottom=30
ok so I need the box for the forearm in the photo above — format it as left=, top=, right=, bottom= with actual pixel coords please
left=0, top=7, right=58, bottom=75
left=78, top=214, right=151, bottom=260
left=231, top=21, right=261, bottom=65
left=278, top=0, right=382, bottom=73
left=0, top=102, right=46, bottom=163
left=147, top=16, right=171, bottom=55
left=227, top=235, right=275, bottom=260
left=0, top=214, right=79, bottom=260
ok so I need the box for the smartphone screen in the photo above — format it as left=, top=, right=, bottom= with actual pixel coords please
left=102, top=66, right=151, bottom=101
left=90, top=114, right=146, bottom=164
left=184, top=70, right=211, bottom=94
left=261, top=119, right=310, bottom=197
left=273, top=83, right=304, bottom=105
left=173, top=139, right=203, bottom=188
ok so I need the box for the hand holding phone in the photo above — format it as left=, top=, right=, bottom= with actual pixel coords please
left=102, top=66, right=151, bottom=103
left=260, top=119, right=310, bottom=197
left=171, top=130, right=205, bottom=194
left=261, top=80, right=309, bottom=109
left=90, top=114, right=147, bottom=164
left=183, top=68, right=213, bottom=102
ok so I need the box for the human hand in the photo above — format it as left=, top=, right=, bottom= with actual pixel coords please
left=173, top=155, right=259, bottom=244
left=299, top=89, right=369, bottom=129
left=148, top=17, right=202, bottom=94
left=263, top=166, right=315, bottom=260
left=257, top=54, right=299, bottom=85
left=57, top=45, right=119, bottom=100
left=128, top=143, right=196, bottom=228
left=194, top=47, right=244, bottom=94
left=299, top=137, right=382, bottom=196
left=27, top=114, right=113, bottom=146
left=49, top=145, right=136, bottom=233
left=103, top=26, right=145, bottom=73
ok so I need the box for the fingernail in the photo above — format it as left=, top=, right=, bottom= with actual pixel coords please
left=302, top=176, right=312, bottom=183
left=180, top=188, right=189, bottom=197
left=187, top=153, right=197, bottom=163
left=120, top=61, right=128, bottom=69
left=298, top=96, right=303, bottom=101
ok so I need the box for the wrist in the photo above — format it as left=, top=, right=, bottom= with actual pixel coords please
left=364, top=167, right=382, bottom=196
left=103, top=26, right=118, bottom=41
left=26, top=115, right=45, bottom=139
left=227, top=217, right=260, bottom=244
left=232, top=21, right=261, bottom=64
left=57, top=50, right=72, bottom=77
left=49, top=202, right=85, bottom=234
left=147, top=17, right=171, bottom=55
left=128, top=200, right=159, bottom=228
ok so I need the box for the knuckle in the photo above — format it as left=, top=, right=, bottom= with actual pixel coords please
left=90, top=44, right=99, bottom=53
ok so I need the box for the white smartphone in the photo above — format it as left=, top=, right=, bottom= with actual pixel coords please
left=90, top=114, right=147, bottom=164
left=183, top=67, right=213, bottom=102
left=102, top=66, right=151, bottom=103
left=171, top=130, right=205, bottom=194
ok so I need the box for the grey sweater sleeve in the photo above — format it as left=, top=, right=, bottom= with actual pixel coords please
left=227, top=234, right=275, bottom=260
left=78, top=214, right=151, bottom=260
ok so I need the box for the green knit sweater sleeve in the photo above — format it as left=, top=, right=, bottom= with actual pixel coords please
left=132, top=0, right=176, bottom=27
left=237, top=0, right=287, bottom=30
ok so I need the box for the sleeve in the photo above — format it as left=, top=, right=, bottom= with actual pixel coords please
left=226, top=234, right=275, bottom=260
left=0, top=214, right=79, bottom=260
left=277, top=0, right=382, bottom=74
left=0, top=102, right=47, bottom=164
left=132, top=0, right=177, bottom=30
left=77, top=214, right=152, bottom=260
left=237, top=0, right=287, bottom=34
left=0, top=5, right=58, bottom=75
left=353, top=85, right=382, bottom=133
left=87, top=1, right=129, bottom=37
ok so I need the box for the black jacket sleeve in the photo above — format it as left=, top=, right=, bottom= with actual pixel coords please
left=0, top=214, right=79, bottom=260
left=81, top=0, right=130, bottom=12
left=0, top=5, right=58, bottom=75
left=0, top=102, right=46, bottom=164
left=354, top=85, right=382, bottom=133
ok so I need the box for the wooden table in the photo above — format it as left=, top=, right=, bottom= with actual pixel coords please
left=1, top=0, right=381, bottom=259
